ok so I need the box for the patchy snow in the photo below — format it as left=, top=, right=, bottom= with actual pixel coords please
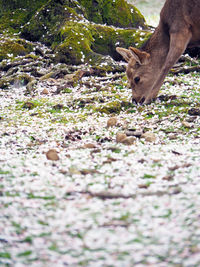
left=1, top=58, right=200, bottom=267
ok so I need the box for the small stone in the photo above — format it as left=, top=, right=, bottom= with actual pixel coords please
left=162, top=175, right=174, bottom=181
left=138, top=184, right=150, bottom=189
left=60, top=169, right=67, bottom=174
left=169, top=165, right=179, bottom=171
left=126, top=130, right=143, bottom=138
left=68, top=167, right=81, bottom=175
left=46, top=149, right=59, bottom=161
left=185, top=116, right=197, bottom=122
left=22, top=102, right=34, bottom=109
left=121, top=136, right=136, bottom=145
left=53, top=104, right=64, bottom=110
left=182, top=120, right=192, bottom=128
left=188, top=108, right=200, bottom=116
left=168, top=133, right=178, bottom=140
left=80, top=169, right=99, bottom=175
left=152, top=158, right=160, bottom=163
left=41, top=88, right=49, bottom=95
left=107, top=117, right=117, bottom=127
left=84, top=143, right=97, bottom=149
left=116, top=132, right=127, bottom=143
left=172, top=187, right=182, bottom=195
left=142, top=131, right=156, bottom=142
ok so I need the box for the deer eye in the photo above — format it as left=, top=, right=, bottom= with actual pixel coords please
left=134, top=77, right=140, bottom=84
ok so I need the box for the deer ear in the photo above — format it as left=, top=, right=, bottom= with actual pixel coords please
left=116, top=47, right=134, bottom=62
left=129, top=47, right=150, bottom=65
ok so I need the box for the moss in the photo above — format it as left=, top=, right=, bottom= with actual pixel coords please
left=92, top=25, right=151, bottom=60
left=0, top=0, right=48, bottom=33
left=0, top=72, right=33, bottom=89
left=95, top=101, right=122, bottom=114
left=54, top=21, right=151, bottom=64
left=0, top=77, right=10, bottom=89
left=54, top=22, right=94, bottom=64
left=0, top=39, right=26, bottom=61
left=79, top=0, right=146, bottom=28
left=21, top=1, right=84, bottom=44
left=0, top=36, right=33, bottom=61
left=0, top=0, right=150, bottom=65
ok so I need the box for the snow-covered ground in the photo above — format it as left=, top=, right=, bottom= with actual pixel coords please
left=1, top=61, right=200, bottom=266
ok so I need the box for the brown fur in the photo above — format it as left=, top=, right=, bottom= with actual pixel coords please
left=117, top=0, right=200, bottom=104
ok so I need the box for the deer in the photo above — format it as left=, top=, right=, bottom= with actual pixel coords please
left=116, top=0, right=200, bottom=104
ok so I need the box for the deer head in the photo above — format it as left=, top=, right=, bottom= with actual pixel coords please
left=116, top=47, right=159, bottom=104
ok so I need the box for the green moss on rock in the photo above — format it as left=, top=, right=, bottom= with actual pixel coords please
left=79, top=0, right=146, bottom=28
left=54, top=22, right=94, bottom=64
left=54, top=21, right=151, bottom=64
left=0, top=36, right=33, bottom=61
left=0, top=73, right=33, bottom=89
left=0, top=0, right=150, bottom=65
left=21, top=1, right=85, bottom=44
left=0, top=0, right=48, bottom=33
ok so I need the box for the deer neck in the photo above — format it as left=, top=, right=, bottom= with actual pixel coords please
left=142, top=23, right=170, bottom=68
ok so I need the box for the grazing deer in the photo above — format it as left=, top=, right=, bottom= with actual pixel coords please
left=117, top=0, right=200, bottom=104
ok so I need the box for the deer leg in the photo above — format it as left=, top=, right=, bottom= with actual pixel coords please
left=145, top=29, right=192, bottom=103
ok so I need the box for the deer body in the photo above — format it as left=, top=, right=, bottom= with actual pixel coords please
left=117, top=0, right=200, bottom=104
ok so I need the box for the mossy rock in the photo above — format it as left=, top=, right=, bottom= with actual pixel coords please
left=91, top=25, right=151, bottom=61
left=0, top=0, right=150, bottom=65
left=0, top=36, right=33, bottom=61
left=79, top=0, right=146, bottom=28
left=54, top=21, right=151, bottom=64
left=0, top=0, right=48, bottom=33
left=0, top=73, right=33, bottom=89
left=21, top=0, right=146, bottom=42
left=21, top=1, right=85, bottom=44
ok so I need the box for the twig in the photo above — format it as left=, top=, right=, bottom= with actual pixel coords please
left=65, top=188, right=181, bottom=200
left=170, top=65, right=200, bottom=74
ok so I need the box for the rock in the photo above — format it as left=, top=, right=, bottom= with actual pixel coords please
left=188, top=108, right=200, bottom=116
left=172, top=187, right=182, bottom=195
left=116, top=132, right=127, bottom=143
left=162, top=175, right=174, bottom=181
left=22, top=102, right=35, bottom=110
left=138, top=184, right=150, bottom=189
left=46, top=149, right=59, bottom=161
left=142, top=132, right=157, bottom=142
left=121, top=136, right=136, bottom=145
left=0, top=36, right=33, bottom=61
left=39, top=71, right=55, bottom=81
left=126, top=129, right=143, bottom=138
left=26, top=79, right=37, bottom=92
left=168, top=133, right=178, bottom=140
left=41, top=88, right=49, bottom=95
left=68, top=167, right=81, bottom=175
left=19, top=0, right=149, bottom=65
left=60, top=169, right=67, bottom=175
left=84, top=143, right=97, bottom=149
left=185, top=116, right=197, bottom=122
left=80, top=169, right=99, bottom=175
left=107, top=117, right=118, bottom=128
left=182, top=120, right=192, bottom=128
left=53, top=104, right=64, bottom=110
